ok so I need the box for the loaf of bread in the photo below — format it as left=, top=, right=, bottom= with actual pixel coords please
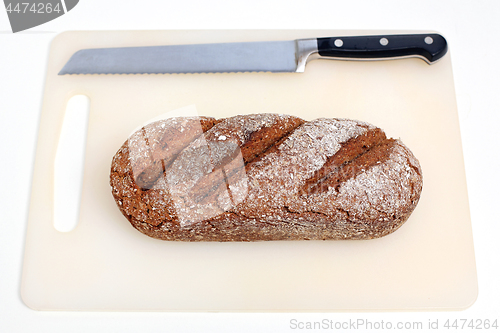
left=110, top=113, right=422, bottom=241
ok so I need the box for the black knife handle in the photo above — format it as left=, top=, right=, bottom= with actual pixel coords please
left=317, top=33, right=447, bottom=64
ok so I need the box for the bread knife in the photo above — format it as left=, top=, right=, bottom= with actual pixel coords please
left=58, top=33, right=447, bottom=75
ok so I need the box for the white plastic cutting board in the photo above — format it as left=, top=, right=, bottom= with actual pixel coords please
left=22, top=30, right=477, bottom=311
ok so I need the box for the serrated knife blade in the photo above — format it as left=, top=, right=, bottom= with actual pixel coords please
left=58, top=33, right=447, bottom=75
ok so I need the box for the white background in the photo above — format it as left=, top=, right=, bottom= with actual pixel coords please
left=1, top=1, right=499, bottom=332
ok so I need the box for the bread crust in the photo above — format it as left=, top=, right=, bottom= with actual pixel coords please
left=110, top=114, right=422, bottom=241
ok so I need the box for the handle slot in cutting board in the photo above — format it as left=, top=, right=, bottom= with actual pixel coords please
left=54, top=95, right=90, bottom=232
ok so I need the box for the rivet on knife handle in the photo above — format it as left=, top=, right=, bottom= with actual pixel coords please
left=296, top=33, right=447, bottom=72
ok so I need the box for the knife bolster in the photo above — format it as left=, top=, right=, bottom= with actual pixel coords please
left=295, top=39, right=319, bottom=72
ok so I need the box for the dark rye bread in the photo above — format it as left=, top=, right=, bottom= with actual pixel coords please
left=110, top=114, right=423, bottom=241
